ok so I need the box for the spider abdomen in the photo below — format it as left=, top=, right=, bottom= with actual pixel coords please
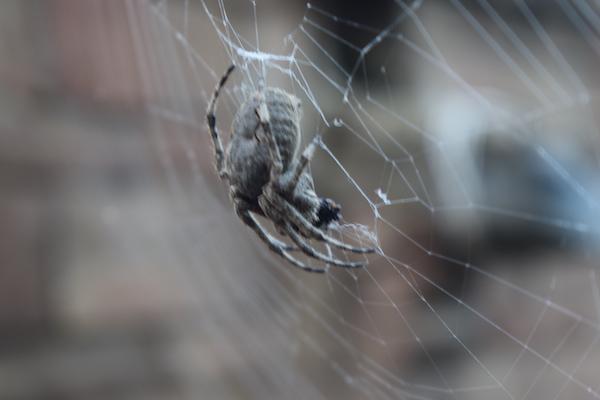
left=226, top=88, right=302, bottom=201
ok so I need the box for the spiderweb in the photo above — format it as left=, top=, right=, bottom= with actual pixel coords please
left=123, top=0, right=600, bottom=398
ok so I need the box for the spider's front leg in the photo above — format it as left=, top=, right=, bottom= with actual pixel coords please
left=229, top=187, right=296, bottom=252
left=233, top=198, right=325, bottom=273
left=283, top=222, right=365, bottom=269
left=258, top=193, right=368, bottom=268
left=266, top=191, right=376, bottom=254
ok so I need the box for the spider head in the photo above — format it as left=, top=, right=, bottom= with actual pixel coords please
left=315, top=198, right=341, bottom=228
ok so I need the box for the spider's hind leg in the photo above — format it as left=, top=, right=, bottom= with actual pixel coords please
left=280, top=136, right=341, bottom=228
left=206, top=64, right=236, bottom=180
left=281, top=135, right=320, bottom=193
left=255, top=101, right=284, bottom=181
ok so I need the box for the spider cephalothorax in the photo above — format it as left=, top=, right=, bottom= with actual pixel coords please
left=206, top=65, right=375, bottom=272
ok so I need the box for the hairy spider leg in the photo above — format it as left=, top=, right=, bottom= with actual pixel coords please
left=206, top=64, right=236, bottom=180
left=255, top=101, right=284, bottom=182
left=257, top=194, right=361, bottom=268
left=229, top=187, right=297, bottom=252
left=284, top=222, right=365, bottom=269
left=283, top=135, right=320, bottom=193
left=234, top=199, right=326, bottom=273
left=269, top=191, right=376, bottom=254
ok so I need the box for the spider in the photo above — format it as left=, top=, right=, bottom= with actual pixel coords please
left=206, top=65, right=375, bottom=272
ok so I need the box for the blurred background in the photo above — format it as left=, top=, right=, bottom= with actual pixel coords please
left=1, top=0, right=600, bottom=399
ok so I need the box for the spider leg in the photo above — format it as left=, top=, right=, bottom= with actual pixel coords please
left=284, top=222, right=365, bottom=269
left=263, top=233, right=296, bottom=252
left=206, top=64, right=235, bottom=180
left=270, top=192, right=376, bottom=254
left=234, top=201, right=326, bottom=273
left=229, top=187, right=297, bottom=252
left=282, top=135, right=320, bottom=193
left=255, top=101, right=283, bottom=182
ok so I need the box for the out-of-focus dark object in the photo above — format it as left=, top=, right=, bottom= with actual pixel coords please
left=426, top=91, right=600, bottom=255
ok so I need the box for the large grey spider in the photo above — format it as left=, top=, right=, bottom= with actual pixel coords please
left=206, top=65, right=375, bottom=272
